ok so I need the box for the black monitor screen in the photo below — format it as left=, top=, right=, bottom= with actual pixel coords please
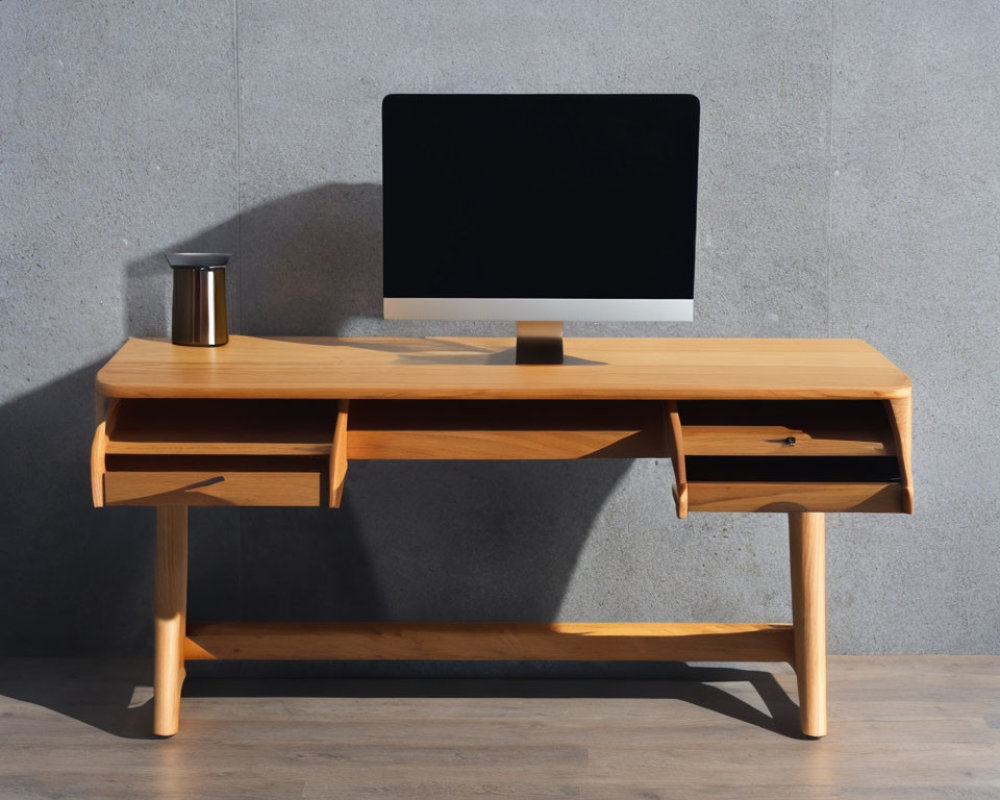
left=382, top=94, right=699, bottom=302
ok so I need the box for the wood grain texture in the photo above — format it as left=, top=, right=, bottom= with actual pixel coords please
left=154, top=506, right=187, bottom=737
left=105, top=469, right=325, bottom=507
left=789, top=512, right=827, bottom=738
left=89, top=399, right=119, bottom=508
left=886, top=396, right=914, bottom=513
left=330, top=399, right=349, bottom=507
left=96, top=336, right=912, bottom=401
left=348, top=428, right=663, bottom=460
left=183, top=622, right=795, bottom=663
left=664, top=401, right=688, bottom=518
left=348, top=400, right=667, bottom=460
left=89, top=420, right=108, bottom=508
left=686, top=481, right=902, bottom=513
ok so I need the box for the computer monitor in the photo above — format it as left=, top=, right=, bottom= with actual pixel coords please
left=381, top=93, right=700, bottom=362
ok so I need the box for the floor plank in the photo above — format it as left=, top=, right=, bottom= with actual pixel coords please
left=1, top=657, right=998, bottom=799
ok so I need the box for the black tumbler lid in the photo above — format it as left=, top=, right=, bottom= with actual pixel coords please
left=166, top=252, right=231, bottom=269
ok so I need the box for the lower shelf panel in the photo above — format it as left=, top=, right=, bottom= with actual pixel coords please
left=183, top=621, right=795, bottom=663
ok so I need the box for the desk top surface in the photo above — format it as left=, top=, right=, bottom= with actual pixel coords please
left=96, top=336, right=911, bottom=401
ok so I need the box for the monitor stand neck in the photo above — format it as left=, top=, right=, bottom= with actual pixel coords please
left=516, top=321, right=564, bottom=365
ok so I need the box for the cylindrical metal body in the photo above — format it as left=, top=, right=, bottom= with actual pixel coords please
left=167, top=253, right=230, bottom=346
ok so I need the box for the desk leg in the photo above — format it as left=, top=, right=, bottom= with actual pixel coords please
left=789, top=511, right=827, bottom=738
left=153, top=506, right=188, bottom=737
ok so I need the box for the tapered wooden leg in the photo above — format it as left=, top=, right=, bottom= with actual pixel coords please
left=789, top=511, right=827, bottom=738
left=153, top=506, right=188, bottom=736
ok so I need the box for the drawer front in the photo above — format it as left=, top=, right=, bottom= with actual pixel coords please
left=686, top=481, right=903, bottom=513
left=104, top=470, right=324, bottom=506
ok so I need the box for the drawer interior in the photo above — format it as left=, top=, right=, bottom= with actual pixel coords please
left=107, top=399, right=339, bottom=456
left=676, top=400, right=895, bottom=456
left=686, top=456, right=901, bottom=483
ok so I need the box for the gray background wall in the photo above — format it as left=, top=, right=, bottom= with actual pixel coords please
left=2, top=1, right=998, bottom=657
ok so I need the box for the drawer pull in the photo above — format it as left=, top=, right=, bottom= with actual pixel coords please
left=784, top=436, right=797, bottom=447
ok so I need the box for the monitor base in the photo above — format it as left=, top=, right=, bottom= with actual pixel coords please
left=516, top=321, right=564, bottom=365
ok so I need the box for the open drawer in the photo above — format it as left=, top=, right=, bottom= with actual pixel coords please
left=92, top=399, right=349, bottom=508
left=666, top=400, right=911, bottom=516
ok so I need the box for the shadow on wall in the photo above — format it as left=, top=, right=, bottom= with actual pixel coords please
left=0, top=362, right=153, bottom=655
left=0, top=360, right=385, bottom=655
left=1, top=183, right=638, bottom=657
left=123, top=183, right=386, bottom=337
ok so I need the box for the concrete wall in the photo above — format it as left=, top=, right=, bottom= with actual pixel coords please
left=2, top=1, right=997, bottom=656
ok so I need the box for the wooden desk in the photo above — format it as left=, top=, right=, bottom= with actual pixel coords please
left=92, top=336, right=913, bottom=738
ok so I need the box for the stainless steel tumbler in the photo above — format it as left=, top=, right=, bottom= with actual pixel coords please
left=167, top=253, right=230, bottom=346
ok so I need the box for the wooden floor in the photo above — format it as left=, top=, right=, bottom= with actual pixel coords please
left=1, top=656, right=998, bottom=799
